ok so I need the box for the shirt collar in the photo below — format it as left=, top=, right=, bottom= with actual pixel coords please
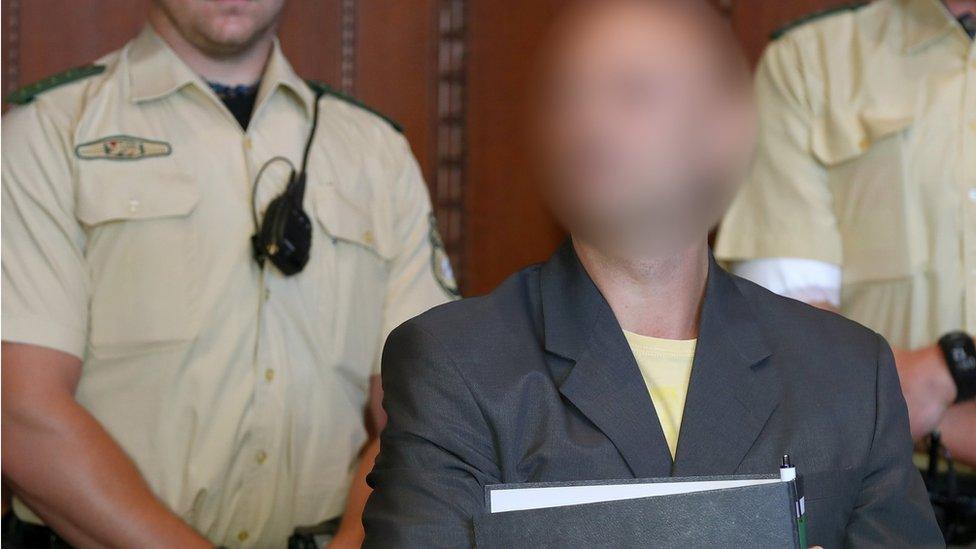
left=126, top=26, right=315, bottom=117
left=900, top=0, right=960, bottom=54
left=127, top=26, right=201, bottom=103
left=254, top=37, right=316, bottom=118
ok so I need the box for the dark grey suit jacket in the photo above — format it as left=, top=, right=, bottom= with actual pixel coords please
left=363, top=243, right=943, bottom=548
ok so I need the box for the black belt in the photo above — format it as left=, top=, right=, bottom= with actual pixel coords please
left=287, top=517, right=342, bottom=549
left=2, top=513, right=71, bottom=549
left=2, top=511, right=342, bottom=548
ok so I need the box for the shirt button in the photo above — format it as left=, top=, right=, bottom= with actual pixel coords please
left=237, top=530, right=249, bottom=542
left=265, top=369, right=275, bottom=382
left=128, top=199, right=140, bottom=213
left=256, top=450, right=268, bottom=465
left=243, top=137, right=253, bottom=150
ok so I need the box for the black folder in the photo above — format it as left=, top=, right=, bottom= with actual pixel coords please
left=474, top=475, right=802, bottom=549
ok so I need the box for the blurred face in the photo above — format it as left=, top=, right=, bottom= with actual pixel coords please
left=538, top=0, right=756, bottom=251
left=152, top=0, right=285, bottom=57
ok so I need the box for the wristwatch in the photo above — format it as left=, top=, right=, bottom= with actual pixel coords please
left=938, top=331, right=976, bottom=404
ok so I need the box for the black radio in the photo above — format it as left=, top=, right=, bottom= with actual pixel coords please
left=250, top=90, right=323, bottom=276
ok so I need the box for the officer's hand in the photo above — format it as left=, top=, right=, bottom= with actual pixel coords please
left=892, top=345, right=957, bottom=440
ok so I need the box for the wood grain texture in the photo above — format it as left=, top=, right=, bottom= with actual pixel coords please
left=355, top=0, right=438, bottom=178
left=729, top=0, right=855, bottom=64
left=463, top=0, right=567, bottom=295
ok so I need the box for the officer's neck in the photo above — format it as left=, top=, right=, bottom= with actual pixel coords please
left=147, top=13, right=274, bottom=87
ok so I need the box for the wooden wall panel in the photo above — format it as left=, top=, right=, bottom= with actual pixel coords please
left=356, top=0, right=438, bottom=175
left=464, top=0, right=566, bottom=295
left=730, top=0, right=854, bottom=64
left=278, top=0, right=344, bottom=88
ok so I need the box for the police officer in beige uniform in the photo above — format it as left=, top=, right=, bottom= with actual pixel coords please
left=716, top=0, right=976, bottom=468
left=1, top=1, right=456, bottom=547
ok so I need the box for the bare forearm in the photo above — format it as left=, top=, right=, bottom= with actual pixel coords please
left=3, top=397, right=210, bottom=549
left=938, top=402, right=976, bottom=467
left=331, top=374, right=385, bottom=548
left=332, top=438, right=381, bottom=548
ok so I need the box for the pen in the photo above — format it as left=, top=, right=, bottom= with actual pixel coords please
left=781, top=454, right=808, bottom=549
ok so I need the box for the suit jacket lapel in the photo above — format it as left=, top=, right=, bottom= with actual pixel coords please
left=672, top=258, right=779, bottom=476
left=542, top=243, right=674, bottom=478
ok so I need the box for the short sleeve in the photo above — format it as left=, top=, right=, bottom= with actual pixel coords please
left=715, top=35, right=842, bottom=266
left=2, top=104, right=89, bottom=358
left=374, top=136, right=457, bottom=375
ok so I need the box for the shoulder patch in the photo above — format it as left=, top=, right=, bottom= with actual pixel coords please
left=428, top=213, right=460, bottom=298
left=305, top=79, right=403, bottom=133
left=771, top=2, right=868, bottom=41
left=6, top=64, right=106, bottom=105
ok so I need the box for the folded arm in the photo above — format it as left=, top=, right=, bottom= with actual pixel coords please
left=734, top=258, right=976, bottom=464
left=363, top=321, right=499, bottom=548
left=844, top=337, right=944, bottom=547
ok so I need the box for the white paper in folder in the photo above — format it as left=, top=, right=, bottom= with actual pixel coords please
left=487, top=477, right=782, bottom=513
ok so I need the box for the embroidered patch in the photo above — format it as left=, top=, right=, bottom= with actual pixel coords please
left=429, top=213, right=460, bottom=297
left=74, top=135, right=172, bottom=161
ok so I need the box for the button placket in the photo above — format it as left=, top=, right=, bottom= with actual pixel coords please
left=964, top=47, right=976, bottom=331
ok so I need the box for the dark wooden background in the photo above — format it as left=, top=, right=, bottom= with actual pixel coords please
left=1, top=0, right=848, bottom=296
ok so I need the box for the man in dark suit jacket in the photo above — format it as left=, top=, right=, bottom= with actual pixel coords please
left=364, top=1, right=944, bottom=547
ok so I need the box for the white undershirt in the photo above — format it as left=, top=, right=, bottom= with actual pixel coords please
left=732, top=258, right=842, bottom=308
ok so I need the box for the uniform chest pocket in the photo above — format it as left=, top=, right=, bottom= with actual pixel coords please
left=309, top=185, right=392, bottom=382
left=811, top=113, right=926, bottom=284
left=77, top=169, right=201, bottom=353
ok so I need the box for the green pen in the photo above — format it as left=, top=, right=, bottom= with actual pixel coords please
left=780, top=454, right=808, bottom=549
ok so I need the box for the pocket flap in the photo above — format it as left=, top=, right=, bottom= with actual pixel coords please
left=811, top=114, right=912, bottom=166
left=311, top=185, right=392, bottom=259
left=77, top=170, right=200, bottom=226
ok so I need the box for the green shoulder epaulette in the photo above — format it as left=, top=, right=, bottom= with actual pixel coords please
left=771, top=2, right=868, bottom=40
left=6, top=64, right=106, bottom=105
left=305, top=79, right=403, bottom=133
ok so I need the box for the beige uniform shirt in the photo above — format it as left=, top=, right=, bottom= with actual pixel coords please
left=716, top=0, right=976, bottom=349
left=2, top=27, right=455, bottom=547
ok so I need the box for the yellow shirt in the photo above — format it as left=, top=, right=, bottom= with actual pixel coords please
left=623, top=331, right=697, bottom=459
left=716, top=0, right=976, bottom=349
left=1, top=27, right=455, bottom=547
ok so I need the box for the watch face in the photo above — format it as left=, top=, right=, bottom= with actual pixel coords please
left=957, top=351, right=976, bottom=372
left=941, top=332, right=976, bottom=403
